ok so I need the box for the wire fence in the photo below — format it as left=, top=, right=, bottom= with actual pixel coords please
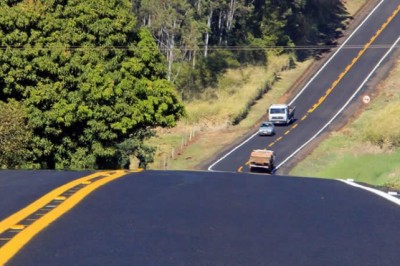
left=155, top=126, right=200, bottom=170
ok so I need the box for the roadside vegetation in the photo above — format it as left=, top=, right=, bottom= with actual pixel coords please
left=346, top=0, right=369, bottom=15
left=0, top=0, right=185, bottom=170
left=290, top=57, right=400, bottom=189
left=148, top=57, right=312, bottom=170
left=0, top=100, right=32, bottom=168
left=148, top=0, right=369, bottom=170
left=0, top=0, right=364, bottom=170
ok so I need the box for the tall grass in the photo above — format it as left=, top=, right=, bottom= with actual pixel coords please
left=146, top=0, right=370, bottom=171
left=363, top=103, right=400, bottom=148
left=147, top=55, right=312, bottom=170
left=185, top=55, right=292, bottom=126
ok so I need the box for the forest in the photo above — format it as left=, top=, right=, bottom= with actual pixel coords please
left=0, top=0, right=350, bottom=170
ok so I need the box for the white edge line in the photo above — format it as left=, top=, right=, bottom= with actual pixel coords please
left=288, top=0, right=385, bottom=105
left=208, top=131, right=259, bottom=171
left=337, top=179, right=400, bottom=206
left=208, top=0, right=385, bottom=172
left=275, top=34, right=400, bottom=171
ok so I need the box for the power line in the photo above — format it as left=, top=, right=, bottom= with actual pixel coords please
left=0, top=44, right=398, bottom=51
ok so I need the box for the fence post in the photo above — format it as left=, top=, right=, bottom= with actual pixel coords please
left=163, top=153, right=167, bottom=170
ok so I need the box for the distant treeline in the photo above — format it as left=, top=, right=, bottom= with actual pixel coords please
left=0, top=0, right=350, bottom=170
left=132, top=0, right=350, bottom=99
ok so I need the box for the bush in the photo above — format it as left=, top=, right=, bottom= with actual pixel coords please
left=0, top=101, right=32, bottom=168
left=175, top=50, right=240, bottom=101
left=117, top=129, right=157, bottom=169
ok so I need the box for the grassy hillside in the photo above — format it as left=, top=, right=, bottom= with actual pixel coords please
left=290, top=57, right=400, bottom=189
left=148, top=56, right=312, bottom=170
left=146, top=0, right=372, bottom=171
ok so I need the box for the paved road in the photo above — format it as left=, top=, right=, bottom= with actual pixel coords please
left=4, top=170, right=400, bottom=266
left=209, top=0, right=400, bottom=174
left=3, top=1, right=400, bottom=265
left=0, top=170, right=92, bottom=221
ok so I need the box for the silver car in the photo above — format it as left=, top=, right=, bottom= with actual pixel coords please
left=258, top=122, right=275, bottom=136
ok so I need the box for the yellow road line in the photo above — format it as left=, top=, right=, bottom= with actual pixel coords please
left=239, top=4, right=400, bottom=173
left=0, top=170, right=135, bottom=265
left=0, top=171, right=109, bottom=235
left=268, top=4, right=400, bottom=141
left=312, top=3, right=400, bottom=109
left=9, top=225, right=25, bottom=230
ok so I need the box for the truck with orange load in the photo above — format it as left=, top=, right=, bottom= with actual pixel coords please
left=248, top=149, right=275, bottom=173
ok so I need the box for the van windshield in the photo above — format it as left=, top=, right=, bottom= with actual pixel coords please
left=270, top=108, right=286, bottom=114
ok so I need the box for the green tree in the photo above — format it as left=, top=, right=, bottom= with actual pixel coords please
left=0, top=100, right=32, bottom=168
left=132, top=0, right=350, bottom=100
left=0, top=0, right=185, bottom=169
left=283, top=0, right=349, bottom=59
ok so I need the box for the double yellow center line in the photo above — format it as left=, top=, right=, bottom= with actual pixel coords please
left=0, top=169, right=140, bottom=265
left=239, top=4, right=400, bottom=173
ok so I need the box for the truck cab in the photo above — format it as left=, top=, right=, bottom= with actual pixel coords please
left=268, top=104, right=295, bottom=125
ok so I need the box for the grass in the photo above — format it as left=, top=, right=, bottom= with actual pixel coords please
left=319, top=152, right=400, bottom=186
left=291, top=141, right=400, bottom=189
left=346, top=0, right=369, bottom=15
left=146, top=0, right=372, bottom=172
left=185, top=55, right=293, bottom=126
left=148, top=56, right=313, bottom=170
left=290, top=57, right=400, bottom=189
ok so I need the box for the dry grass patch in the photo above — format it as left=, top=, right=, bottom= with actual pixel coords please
left=363, top=103, right=400, bottom=148
left=148, top=56, right=313, bottom=170
left=345, top=0, right=369, bottom=15
left=146, top=0, right=370, bottom=171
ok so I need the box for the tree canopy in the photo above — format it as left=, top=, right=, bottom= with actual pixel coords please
left=0, top=0, right=350, bottom=169
left=0, top=100, right=32, bottom=168
left=133, top=0, right=350, bottom=98
left=0, top=0, right=185, bottom=169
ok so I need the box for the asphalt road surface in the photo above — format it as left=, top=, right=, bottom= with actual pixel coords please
left=0, top=170, right=92, bottom=222
left=2, top=1, right=400, bottom=266
left=209, top=0, right=400, bottom=174
left=1, top=170, right=400, bottom=266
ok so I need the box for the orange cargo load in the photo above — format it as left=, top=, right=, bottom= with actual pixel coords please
left=249, top=149, right=275, bottom=172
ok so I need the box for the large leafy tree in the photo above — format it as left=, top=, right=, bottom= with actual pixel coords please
left=0, top=100, right=32, bottom=168
left=0, top=0, right=185, bottom=169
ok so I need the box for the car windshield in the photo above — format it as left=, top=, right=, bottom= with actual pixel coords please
left=261, top=123, right=272, bottom=128
left=270, top=108, right=286, bottom=114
